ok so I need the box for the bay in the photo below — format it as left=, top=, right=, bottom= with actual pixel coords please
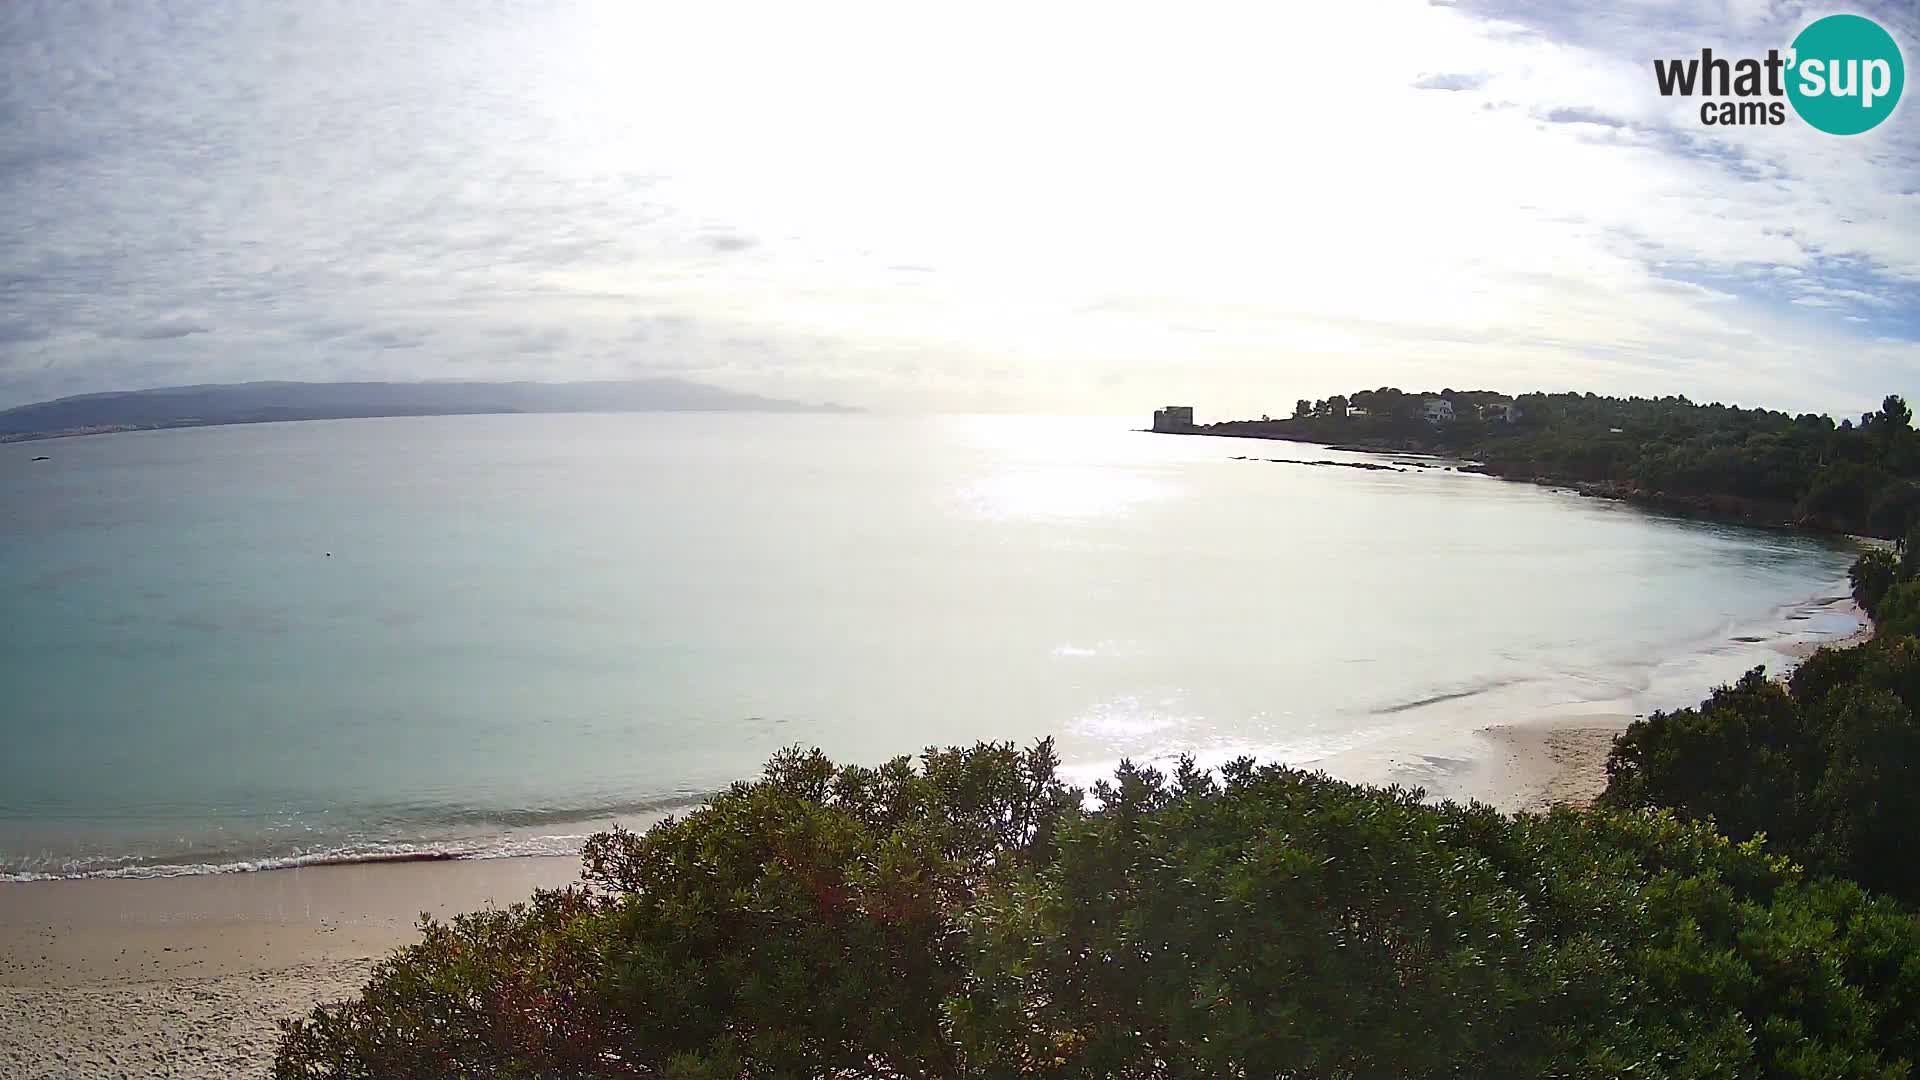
left=0, top=413, right=1862, bottom=878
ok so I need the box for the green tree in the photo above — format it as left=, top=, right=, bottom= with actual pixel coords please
left=1796, top=462, right=1881, bottom=526
left=1877, top=394, right=1912, bottom=434
left=280, top=742, right=1920, bottom=1079
left=277, top=741, right=1077, bottom=1079
left=1877, top=580, right=1920, bottom=638
left=1851, top=548, right=1901, bottom=614
left=1810, top=684, right=1920, bottom=900
left=1604, top=637, right=1920, bottom=904
left=1602, top=668, right=1821, bottom=850
left=1869, top=481, right=1920, bottom=537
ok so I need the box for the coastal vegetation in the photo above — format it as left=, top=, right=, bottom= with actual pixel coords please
left=1203, top=390, right=1919, bottom=538
left=278, top=738, right=1920, bottom=1078
left=1600, top=532, right=1920, bottom=899
left=1849, top=531, right=1920, bottom=638
left=1600, top=636, right=1920, bottom=903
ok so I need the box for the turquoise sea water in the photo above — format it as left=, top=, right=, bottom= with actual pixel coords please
left=0, top=413, right=1865, bottom=878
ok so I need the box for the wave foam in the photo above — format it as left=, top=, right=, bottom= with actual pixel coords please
left=0, top=831, right=597, bottom=882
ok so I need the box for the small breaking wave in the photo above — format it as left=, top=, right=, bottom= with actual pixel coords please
left=0, top=832, right=599, bottom=882
left=0, top=794, right=731, bottom=881
left=1370, top=677, right=1529, bottom=716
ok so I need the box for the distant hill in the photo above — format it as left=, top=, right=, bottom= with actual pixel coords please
left=0, top=380, right=857, bottom=442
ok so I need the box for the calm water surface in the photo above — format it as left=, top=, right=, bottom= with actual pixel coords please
left=0, top=413, right=1863, bottom=877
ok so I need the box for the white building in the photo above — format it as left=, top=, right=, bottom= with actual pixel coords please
left=1422, top=398, right=1455, bottom=423
left=1479, top=401, right=1517, bottom=423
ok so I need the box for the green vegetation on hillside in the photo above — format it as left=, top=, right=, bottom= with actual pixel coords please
left=1210, top=390, right=1919, bottom=537
left=278, top=740, right=1920, bottom=1078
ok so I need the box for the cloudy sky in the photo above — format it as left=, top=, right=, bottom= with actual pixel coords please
left=1, top=0, right=1915, bottom=416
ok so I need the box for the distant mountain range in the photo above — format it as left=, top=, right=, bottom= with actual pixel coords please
left=0, top=380, right=856, bottom=442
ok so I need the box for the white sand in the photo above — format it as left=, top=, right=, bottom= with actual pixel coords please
left=0, top=856, right=578, bottom=1078
left=1, top=959, right=373, bottom=1080
left=1477, top=716, right=1633, bottom=813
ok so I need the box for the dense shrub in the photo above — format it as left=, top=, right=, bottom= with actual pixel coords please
left=276, top=741, right=1076, bottom=1079
left=1848, top=530, right=1920, bottom=636
left=1878, top=580, right=1920, bottom=638
left=279, top=741, right=1920, bottom=1079
left=953, top=761, right=1920, bottom=1079
left=1603, top=637, right=1920, bottom=904
left=1601, top=668, right=1820, bottom=851
left=1851, top=548, right=1901, bottom=614
left=273, top=888, right=618, bottom=1077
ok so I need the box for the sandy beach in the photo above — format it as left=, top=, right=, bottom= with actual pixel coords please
left=1477, top=716, right=1634, bottom=813
left=1473, top=602, right=1876, bottom=815
left=0, top=856, right=578, bottom=1079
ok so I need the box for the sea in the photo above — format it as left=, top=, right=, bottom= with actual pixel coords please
left=0, top=413, right=1868, bottom=880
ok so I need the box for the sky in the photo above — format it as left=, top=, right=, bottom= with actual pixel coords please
left=1, top=0, right=1915, bottom=417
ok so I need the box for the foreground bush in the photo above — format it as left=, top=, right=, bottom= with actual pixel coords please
left=955, top=762, right=1920, bottom=1079
left=277, top=740, right=1076, bottom=1079
left=1602, top=637, right=1920, bottom=903
left=277, top=739, right=1920, bottom=1079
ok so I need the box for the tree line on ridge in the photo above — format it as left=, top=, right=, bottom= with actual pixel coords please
left=1221, top=390, right=1918, bottom=538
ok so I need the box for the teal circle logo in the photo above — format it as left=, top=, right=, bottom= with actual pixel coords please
left=1786, top=14, right=1904, bottom=135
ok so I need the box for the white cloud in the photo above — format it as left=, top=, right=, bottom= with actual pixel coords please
left=0, top=0, right=1914, bottom=416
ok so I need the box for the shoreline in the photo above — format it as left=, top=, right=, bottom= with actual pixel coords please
left=1467, top=598, right=1875, bottom=815
left=0, top=596, right=1877, bottom=1076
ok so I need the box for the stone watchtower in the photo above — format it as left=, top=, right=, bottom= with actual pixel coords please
left=1152, top=405, right=1195, bottom=432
